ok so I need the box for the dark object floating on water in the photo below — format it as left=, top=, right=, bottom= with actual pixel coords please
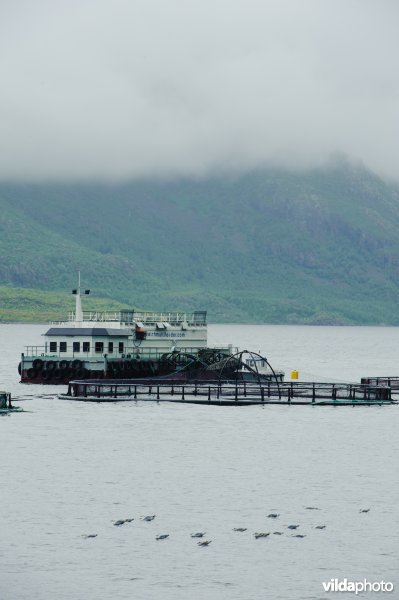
left=0, top=391, right=22, bottom=413
left=359, top=509, right=370, bottom=513
left=292, top=534, right=306, bottom=538
left=254, top=532, right=270, bottom=539
left=233, top=528, right=247, bottom=532
left=156, top=534, right=169, bottom=540
left=305, top=506, right=320, bottom=510
left=142, top=515, right=156, bottom=522
left=191, top=532, right=205, bottom=538
left=273, top=532, right=283, bottom=535
left=82, top=534, right=98, bottom=538
left=287, top=525, right=299, bottom=530
left=114, top=518, right=134, bottom=526
left=267, top=513, right=280, bottom=518
left=315, top=525, right=327, bottom=530
left=198, top=540, right=211, bottom=546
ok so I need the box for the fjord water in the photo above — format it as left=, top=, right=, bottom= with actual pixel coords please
left=1, top=324, right=398, bottom=600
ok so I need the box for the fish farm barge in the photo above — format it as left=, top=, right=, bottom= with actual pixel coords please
left=60, top=378, right=396, bottom=406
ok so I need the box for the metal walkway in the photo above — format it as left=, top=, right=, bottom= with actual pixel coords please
left=60, top=378, right=395, bottom=406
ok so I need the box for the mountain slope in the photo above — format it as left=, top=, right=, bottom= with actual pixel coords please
left=1, top=162, right=399, bottom=323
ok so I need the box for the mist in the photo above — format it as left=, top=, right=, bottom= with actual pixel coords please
left=1, top=0, right=398, bottom=181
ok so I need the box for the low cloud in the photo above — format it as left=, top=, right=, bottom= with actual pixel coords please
left=1, top=0, right=398, bottom=181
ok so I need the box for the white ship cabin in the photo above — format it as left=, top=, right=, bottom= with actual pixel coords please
left=43, top=327, right=132, bottom=359
left=36, top=309, right=208, bottom=359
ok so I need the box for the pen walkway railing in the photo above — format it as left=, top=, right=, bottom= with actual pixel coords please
left=62, top=379, right=395, bottom=406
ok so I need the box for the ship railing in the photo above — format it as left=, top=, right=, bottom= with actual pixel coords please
left=24, top=345, right=47, bottom=357
left=22, top=345, right=173, bottom=359
left=113, top=346, right=223, bottom=359
left=23, top=345, right=94, bottom=358
left=65, top=311, right=122, bottom=323
left=23, top=345, right=232, bottom=359
left=126, top=311, right=207, bottom=326
left=122, top=345, right=237, bottom=357
left=59, top=310, right=207, bottom=325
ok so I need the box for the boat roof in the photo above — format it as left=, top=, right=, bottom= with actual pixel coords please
left=44, top=327, right=131, bottom=337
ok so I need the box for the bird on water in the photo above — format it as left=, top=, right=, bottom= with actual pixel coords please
left=254, top=532, right=270, bottom=539
left=142, top=515, right=156, bottom=522
left=287, top=525, right=299, bottom=530
left=156, top=534, right=169, bottom=540
left=114, top=518, right=134, bottom=526
left=233, top=528, right=247, bottom=532
left=191, top=532, right=205, bottom=538
left=198, top=540, right=211, bottom=546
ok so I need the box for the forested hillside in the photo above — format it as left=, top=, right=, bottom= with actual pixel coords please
left=1, top=161, right=399, bottom=323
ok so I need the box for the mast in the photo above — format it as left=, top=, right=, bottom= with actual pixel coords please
left=72, top=271, right=90, bottom=323
left=75, top=270, right=83, bottom=322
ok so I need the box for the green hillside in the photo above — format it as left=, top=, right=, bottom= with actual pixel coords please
left=0, top=285, right=127, bottom=322
left=1, top=161, right=399, bottom=324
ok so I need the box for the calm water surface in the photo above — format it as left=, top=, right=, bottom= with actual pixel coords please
left=0, top=324, right=398, bottom=600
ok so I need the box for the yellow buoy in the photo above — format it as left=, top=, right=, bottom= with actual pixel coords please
left=291, top=370, right=299, bottom=380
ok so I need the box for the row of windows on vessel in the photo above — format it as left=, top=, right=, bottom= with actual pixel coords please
left=48, top=341, right=125, bottom=353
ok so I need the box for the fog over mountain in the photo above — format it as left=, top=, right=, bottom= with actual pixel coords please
left=1, top=0, right=398, bottom=181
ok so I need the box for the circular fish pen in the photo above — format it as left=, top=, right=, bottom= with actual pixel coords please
left=60, top=378, right=395, bottom=406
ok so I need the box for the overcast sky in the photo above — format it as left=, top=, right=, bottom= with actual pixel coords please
left=0, top=0, right=398, bottom=181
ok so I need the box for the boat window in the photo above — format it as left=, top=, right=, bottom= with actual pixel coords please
left=50, top=341, right=57, bottom=353
left=118, top=342, right=124, bottom=353
left=108, top=341, right=114, bottom=353
left=60, top=342, right=67, bottom=353
left=73, top=342, right=80, bottom=353
left=83, top=342, right=90, bottom=352
left=95, top=342, right=104, bottom=353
